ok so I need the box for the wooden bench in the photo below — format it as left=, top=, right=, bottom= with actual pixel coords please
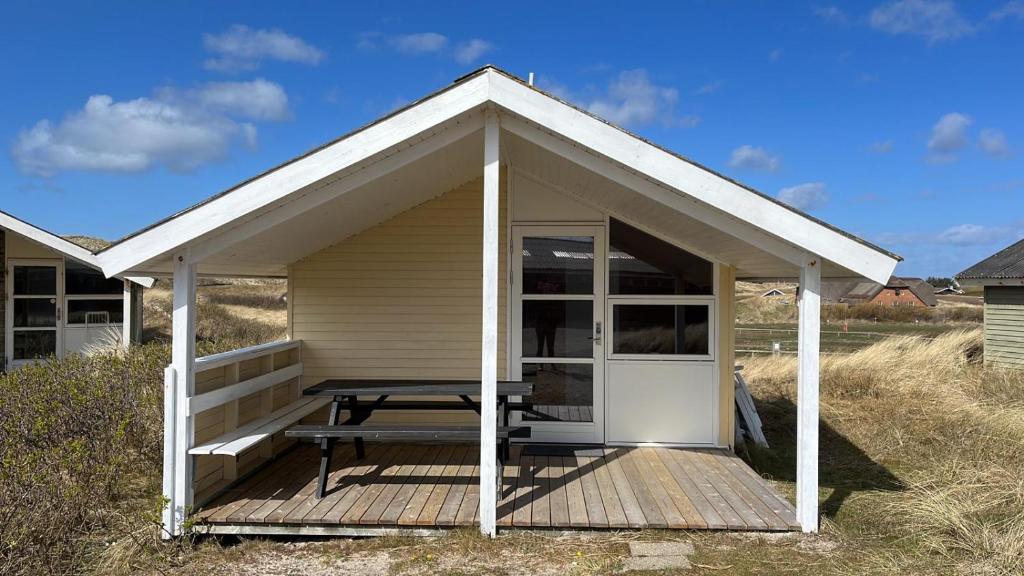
left=286, top=424, right=532, bottom=498
left=189, top=397, right=331, bottom=456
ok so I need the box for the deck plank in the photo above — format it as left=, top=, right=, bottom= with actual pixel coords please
left=573, top=454, right=609, bottom=528
left=530, top=456, right=551, bottom=527
left=203, top=447, right=310, bottom=523
left=698, top=450, right=787, bottom=529
left=511, top=454, right=535, bottom=527
left=454, top=456, right=480, bottom=526
left=398, top=445, right=455, bottom=525
left=418, top=445, right=469, bottom=526
left=249, top=447, right=329, bottom=522
left=304, top=445, right=384, bottom=523
left=669, top=448, right=746, bottom=529
left=603, top=449, right=650, bottom=528
left=322, top=444, right=404, bottom=523
left=562, top=455, right=590, bottom=528
left=379, top=445, right=442, bottom=525
left=624, top=448, right=685, bottom=528
left=716, top=451, right=800, bottom=529
left=353, top=445, right=414, bottom=525
left=496, top=446, right=521, bottom=527
left=683, top=450, right=767, bottom=530
left=638, top=448, right=707, bottom=529
left=436, top=447, right=477, bottom=526
left=548, top=455, right=570, bottom=527
left=654, top=448, right=727, bottom=529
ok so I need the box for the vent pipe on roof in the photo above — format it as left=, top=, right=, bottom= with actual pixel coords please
left=528, top=72, right=535, bottom=86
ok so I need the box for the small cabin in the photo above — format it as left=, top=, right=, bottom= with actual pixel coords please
left=1, top=211, right=149, bottom=370
left=957, top=239, right=1024, bottom=369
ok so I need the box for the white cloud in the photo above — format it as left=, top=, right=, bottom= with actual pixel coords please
left=777, top=182, right=829, bottom=210
left=391, top=32, right=448, bottom=54
left=979, top=128, right=1011, bottom=158
left=12, top=80, right=289, bottom=176
left=586, top=69, right=698, bottom=128
left=203, top=24, right=323, bottom=72
left=815, top=5, right=850, bottom=23
left=869, top=0, right=974, bottom=42
left=769, top=48, right=784, bottom=61
left=728, top=145, right=781, bottom=172
left=189, top=79, right=289, bottom=121
left=870, top=140, right=894, bottom=153
left=990, top=1, right=1024, bottom=20
left=927, top=112, right=972, bottom=162
left=938, top=223, right=1019, bottom=246
left=454, top=39, right=493, bottom=64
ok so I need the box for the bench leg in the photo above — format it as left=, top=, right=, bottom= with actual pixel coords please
left=347, top=396, right=366, bottom=459
left=316, top=438, right=334, bottom=499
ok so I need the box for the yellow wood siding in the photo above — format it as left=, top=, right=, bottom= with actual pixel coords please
left=984, top=286, right=1024, bottom=369
left=292, top=177, right=508, bottom=383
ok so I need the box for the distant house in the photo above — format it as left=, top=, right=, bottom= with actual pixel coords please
left=934, top=285, right=963, bottom=295
left=956, top=239, right=1024, bottom=369
left=1, top=211, right=151, bottom=370
left=761, top=288, right=785, bottom=297
left=820, top=276, right=937, bottom=307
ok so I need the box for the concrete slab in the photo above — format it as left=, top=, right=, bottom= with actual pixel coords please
left=628, top=541, right=695, bottom=557
left=619, top=555, right=692, bottom=572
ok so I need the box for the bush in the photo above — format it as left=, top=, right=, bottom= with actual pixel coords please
left=0, top=345, right=167, bottom=576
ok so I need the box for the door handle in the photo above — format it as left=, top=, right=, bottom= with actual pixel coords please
left=588, top=321, right=602, bottom=345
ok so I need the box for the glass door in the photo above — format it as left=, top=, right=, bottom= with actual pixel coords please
left=512, top=225, right=605, bottom=444
left=8, top=261, right=63, bottom=367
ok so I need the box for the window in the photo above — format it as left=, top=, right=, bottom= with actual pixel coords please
left=609, top=219, right=712, bottom=295
left=65, top=260, right=123, bottom=294
left=611, top=303, right=711, bottom=357
left=522, top=236, right=594, bottom=295
left=66, top=299, right=123, bottom=325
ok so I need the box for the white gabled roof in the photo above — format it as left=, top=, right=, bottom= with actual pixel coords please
left=96, top=66, right=899, bottom=284
left=0, top=210, right=153, bottom=287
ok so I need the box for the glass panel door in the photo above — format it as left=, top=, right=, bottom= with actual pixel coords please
left=9, top=261, right=63, bottom=366
left=513, top=226, right=605, bottom=444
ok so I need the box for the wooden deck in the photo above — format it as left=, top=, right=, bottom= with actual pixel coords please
left=196, top=443, right=799, bottom=534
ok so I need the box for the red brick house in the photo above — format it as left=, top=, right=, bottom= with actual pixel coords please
left=840, top=276, right=937, bottom=307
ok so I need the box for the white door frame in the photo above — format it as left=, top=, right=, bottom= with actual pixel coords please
left=5, top=258, right=64, bottom=368
left=510, top=224, right=606, bottom=444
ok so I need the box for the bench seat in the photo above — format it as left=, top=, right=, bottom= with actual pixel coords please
left=285, top=424, right=532, bottom=441
left=189, top=397, right=331, bottom=456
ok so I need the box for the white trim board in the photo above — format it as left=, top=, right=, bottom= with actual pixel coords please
left=95, top=67, right=898, bottom=285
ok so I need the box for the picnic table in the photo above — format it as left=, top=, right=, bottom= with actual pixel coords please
left=286, top=379, right=533, bottom=498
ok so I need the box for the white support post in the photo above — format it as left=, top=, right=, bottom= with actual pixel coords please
left=479, top=107, right=500, bottom=537
left=796, top=257, right=821, bottom=533
left=122, top=279, right=132, bottom=349
left=168, top=249, right=197, bottom=536
left=161, top=365, right=177, bottom=538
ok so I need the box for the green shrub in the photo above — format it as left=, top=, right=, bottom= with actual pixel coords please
left=0, top=345, right=167, bottom=576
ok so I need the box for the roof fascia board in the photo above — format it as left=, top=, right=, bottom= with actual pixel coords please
left=958, top=278, right=1024, bottom=287
left=0, top=212, right=151, bottom=285
left=487, top=70, right=897, bottom=284
left=500, top=114, right=812, bottom=269
left=98, top=73, right=491, bottom=278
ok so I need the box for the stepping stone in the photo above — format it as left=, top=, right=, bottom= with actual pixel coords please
left=628, top=541, right=694, bottom=557
left=619, top=555, right=691, bottom=572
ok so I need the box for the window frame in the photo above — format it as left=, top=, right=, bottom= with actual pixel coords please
left=606, top=296, right=716, bottom=362
left=63, top=294, right=125, bottom=326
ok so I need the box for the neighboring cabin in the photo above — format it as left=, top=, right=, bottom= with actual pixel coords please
left=957, top=239, right=1024, bottom=369
left=1, top=211, right=150, bottom=370
left=821, top=276, right=937, bottom=307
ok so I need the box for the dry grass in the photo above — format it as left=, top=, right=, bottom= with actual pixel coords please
left=742, top=329, right=1024, bottom=575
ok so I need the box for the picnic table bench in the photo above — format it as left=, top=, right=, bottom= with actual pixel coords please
left=285, top=379, right=533, bottom=498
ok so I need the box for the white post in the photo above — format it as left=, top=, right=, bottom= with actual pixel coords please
left=169, top=249, right=197, bottom=536
left=796, top=258, right=821, bottom=533
left=161, top=365, right=177, bottom=538
left=479, top=107, right=500, bottom=537
left=122, top=279, right=132, bottom=349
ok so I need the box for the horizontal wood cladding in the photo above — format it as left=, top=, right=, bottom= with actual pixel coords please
left=984, top=286, right=1024, bottom=369
left=292, top=178, right=508, bottom=383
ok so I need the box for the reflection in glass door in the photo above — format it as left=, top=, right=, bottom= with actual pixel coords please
left=9, top=261, right=63, bottom=366
left=512, top=226, right=605, bottom=444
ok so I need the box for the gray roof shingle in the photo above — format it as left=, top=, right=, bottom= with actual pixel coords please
left=957, top=239, right=1024, bottom=280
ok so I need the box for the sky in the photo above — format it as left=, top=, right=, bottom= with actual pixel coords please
left=1, top=0, right=1022, bottom=278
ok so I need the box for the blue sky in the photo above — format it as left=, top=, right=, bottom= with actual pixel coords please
left=1, top=0, right=1022, bottom=277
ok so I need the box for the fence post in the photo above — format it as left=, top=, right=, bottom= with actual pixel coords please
left=162, top=366, right=177, bottom=539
